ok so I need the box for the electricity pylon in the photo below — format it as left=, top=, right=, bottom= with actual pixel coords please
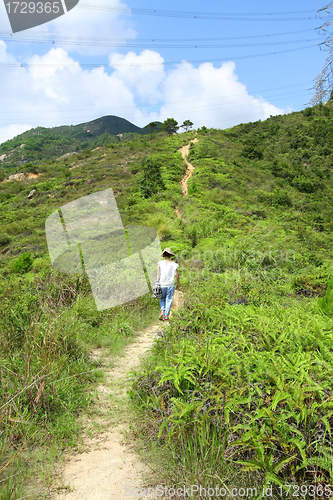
left=311, top=2, right=333, bottom=105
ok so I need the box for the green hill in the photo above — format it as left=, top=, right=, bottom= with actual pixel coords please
left=0, top=115, right=155, bottom=170
left=1, top=103, right=333, bottom=497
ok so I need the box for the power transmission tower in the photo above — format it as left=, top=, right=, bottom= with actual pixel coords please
left=311, top=2, right=333, bottom=105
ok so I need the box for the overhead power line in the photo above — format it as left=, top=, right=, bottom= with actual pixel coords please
left=0, top=28, right=314, bottom=44
left=75, top=3, right=314, bottom=22
left=0, top=35, right=318, bottom=49
left=0, top=44, right=317, bottom=69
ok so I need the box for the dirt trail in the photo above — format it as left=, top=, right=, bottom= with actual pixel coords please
left=175, top=137, right=198, bottom=219
left=179, top=137, right=198, bottom=197
left=174, top=206, right=182, bottom=219
left=52, top=323, right=163, bottom=500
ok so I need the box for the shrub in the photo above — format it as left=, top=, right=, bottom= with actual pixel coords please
left=258, top=189, right=292, bottom=207
left=9, top=252, right=34, bottom=274
left=188, top=181, right=199, bottom=195
left=0, top=234, right=11, bottom=247
left=127, top=195, right=138, bottom=207
left=270, top=189, right=292, bottom=207
left=82, top=149, right=92, bottom=158
left=198, top=126, right=208, bottom=134
left=271, top=161, right=296, bottom=180
left=140, top=157, right=165, bottom=199
left=303, top=107, right=313, bottom=117
left=24, top=162, right=39, bottom=174
left=292, top=176, right=320, bottom=193
left=242, top=145, right=263, bottom=160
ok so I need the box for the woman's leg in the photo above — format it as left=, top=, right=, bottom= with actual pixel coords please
left=164, top=286, right=175, bottom=319
left=160, top=287, right=167, bottom=314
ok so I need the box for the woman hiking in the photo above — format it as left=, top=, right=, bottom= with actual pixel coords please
left=157, top=248, right=179, bottom=322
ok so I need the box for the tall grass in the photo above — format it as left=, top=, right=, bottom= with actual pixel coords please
left=0, top=268, right=157, bottom=499
left=131, top=278, right=333, bottom=498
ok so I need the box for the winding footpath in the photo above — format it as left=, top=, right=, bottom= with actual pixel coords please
left=51, top=139, right=198, bottom=499
left=175, top=137, right=198, bottom=219
left=179, top=138, right=198, bottom=197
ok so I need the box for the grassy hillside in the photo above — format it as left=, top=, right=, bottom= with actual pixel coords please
left=130, top=104, right=333, bottom=497
left=1, top=103, right=333, bottom=498
left=0, top=115, right=153, bottom=171
left=0, top=129, right=189, bottom=499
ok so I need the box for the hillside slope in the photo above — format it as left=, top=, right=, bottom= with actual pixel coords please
left=2, top=103, right=333, bottom=496
left=0, top=115, right=152, bottom=170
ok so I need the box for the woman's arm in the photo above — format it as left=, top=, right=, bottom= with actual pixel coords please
left=175, top=269, right=180, bottom=290
left=157, top=263, right=160, bottom=281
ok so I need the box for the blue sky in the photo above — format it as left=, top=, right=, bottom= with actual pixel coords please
left=0, top=0, right=329, bottom=143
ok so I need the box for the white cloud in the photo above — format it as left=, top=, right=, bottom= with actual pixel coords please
left=0, top=42, right=287, bottom=145
left=157, top=60, right=285, bottom=129
left=46, top=0, right=136, bottom=55
left=109, top=50, right=165, bottom=101
left=0, top=43, right=138, bottom=143
left=0, top=124, right=32, bottom=144
left=0, top=0, right=136, bottom=55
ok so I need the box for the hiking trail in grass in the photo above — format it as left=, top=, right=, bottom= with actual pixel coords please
left=179, top=137, right=198, bottom=197
left=52, top=322, right=163, bottom=500
left=175, top=137, right=198, bottom=219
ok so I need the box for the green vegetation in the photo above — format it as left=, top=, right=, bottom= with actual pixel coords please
left=0, top=128, right=189, bottom=499
left=145, top=121, right=160, bottom=136
left=9, top=251, right=33, bottom=274
left=0, top=273, right=157, bottom=499
left=140, top=156, right=166, bottom=199
left=129, top=103, right=333, bottom=497
left=0, top=115, right=152, bottom=169
left=181, top=119, right=194, bottom=131
left=2, top=102, right=333, bottom=497
left=162, top=118, right=180, bottom=135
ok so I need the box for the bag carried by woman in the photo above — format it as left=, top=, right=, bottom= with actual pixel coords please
left=152, top=280, right=162, bottom=298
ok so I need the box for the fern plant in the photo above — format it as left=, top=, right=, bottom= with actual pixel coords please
left=318, top=278, right=333, bottom=316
